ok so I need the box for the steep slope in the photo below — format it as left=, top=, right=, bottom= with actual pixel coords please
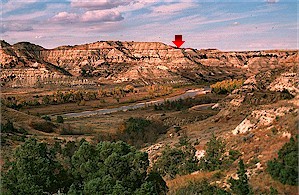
left=0, top=41, right=72, bottom=87
left=1, top=40, right=298, bottom=87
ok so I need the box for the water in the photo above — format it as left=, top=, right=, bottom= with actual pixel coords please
left=63, top=88, right=211, bottom=118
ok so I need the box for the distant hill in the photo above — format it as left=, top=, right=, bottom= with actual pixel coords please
left=1, top=40, right=298, bottom=87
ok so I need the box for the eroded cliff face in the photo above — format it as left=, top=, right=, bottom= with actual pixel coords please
left=1, top=40, right=298, bottom=87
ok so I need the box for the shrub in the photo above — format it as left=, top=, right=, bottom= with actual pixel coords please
left=154, top=96, right=218, bottom=111
left=199, top=134, right=226, bottom=171
left=56, top=115, right=64, bottom=123
left=30, top=121, right=56, bottom=133
left=117, top=117, right=168, bottom=148
left=269, top=186, right=278, bottom=195
left=229, top=149, right=242, bottom=161
left=153, top=140, right=199, bottom=179
left=267, top=136, right=298, bottom=185
left=229, top=159, right=252, bottom=195
left=1, top=120, right=16, bottom=133
left=42, top=115, right=51, bottom=121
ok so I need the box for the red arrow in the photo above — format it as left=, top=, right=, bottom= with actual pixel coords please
left=172, top=35, right=185, bottom=48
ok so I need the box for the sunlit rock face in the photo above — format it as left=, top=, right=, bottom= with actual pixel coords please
left=1, top=40, right=298, bottom=87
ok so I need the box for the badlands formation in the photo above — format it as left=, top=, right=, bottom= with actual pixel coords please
left=1, top=40, right=298, bottom=87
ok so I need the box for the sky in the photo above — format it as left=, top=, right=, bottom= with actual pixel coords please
left=0, top=0, right=298, bottom=51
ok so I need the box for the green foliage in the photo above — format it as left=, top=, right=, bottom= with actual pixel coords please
left=200, top=134, right=226, bottom=171
left=229, top=149, right=242, bottom=161
left=1, top=120, right=16, bottom=133
left=2, top=139, right=168, bottom=195
left=135, top=172, right=167, bottom=195
left=56, top=115, right=64, bottom=123
left=29, top=121, right=56, bottom=133
left=1, top=138, right=67, bottom=194
left=175, top=179, right=230, bottom=195
left=211, top=79, right=244, bottom=94
left=70, top=141, right=167, bottom=194
left=229, top=159, right=252, bottom=195
left=212, top=171, right=225, bottom=180
left=117, top=117, right=168, bottom=148
left=269, top=186, right=278, bottom=195
left=154, top=96, right=218, bottom=111
left=41, top=115, right=51, bottom=121
left=124, top=117, right=151, bottom=134
left=42, top=95, right=51, bottom=105
left=267, top=137, right=298, bottom=186
left=153, top=141, right=199, bottom=179
left=178, top=135, right=190, bottom=146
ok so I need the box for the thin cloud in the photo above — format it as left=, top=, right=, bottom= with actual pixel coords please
left=1, top=21, right=34, bottom=33
left=82, top=10, right=123, bottom=22
left=52, top=12, right=78, bottom=22
left=153, top=2, right=194, bottom=14
left=266, top=0, right=279, bottom=3
left=71, top=0, right=136, bottom=10
left=51, top=10, right=124, bottom=23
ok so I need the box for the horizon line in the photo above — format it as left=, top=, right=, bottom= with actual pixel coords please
left=1, top=39, right=298, bottom=52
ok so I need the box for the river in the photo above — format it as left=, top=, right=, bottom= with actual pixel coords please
left=62, top=88, right=211, bottom=118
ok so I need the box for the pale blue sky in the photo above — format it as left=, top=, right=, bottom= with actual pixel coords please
left=1, top=0, right=298, bottom=50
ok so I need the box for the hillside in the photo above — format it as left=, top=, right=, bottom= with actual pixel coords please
left=1, top=40, right=297, bottom=87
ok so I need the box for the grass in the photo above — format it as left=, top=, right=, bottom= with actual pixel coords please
left=167, top=171, right=217, bottom=194
left=250, top=172, right=298, bottom=195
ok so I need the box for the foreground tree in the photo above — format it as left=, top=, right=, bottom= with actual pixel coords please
left=200, top=134, right=226, bottom=171
left=267, top=136, right=298, bottom=185
left=1, top=138, right=67, bottom=194
left=229, top=159, right=252, bottom=195
left=153, top=140, right=199, bottom=179
left=69, top=141, right=167, bottom=194
left=2, top=139, right=168, bottom=195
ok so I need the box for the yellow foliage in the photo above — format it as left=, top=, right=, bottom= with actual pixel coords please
left=211, top=79, right=244, bottom=94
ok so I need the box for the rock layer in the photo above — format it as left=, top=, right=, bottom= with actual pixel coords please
left=1, top=40, right=298, bottom=87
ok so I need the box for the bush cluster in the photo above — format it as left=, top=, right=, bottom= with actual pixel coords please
left=2, top=85, right=173, bottom=109
left=211, top=79, right=244, bottom=94
left=1, top=138, right=168, bottom=195
left=154, top=95, right=217, bottom=111
left=153, top=140, right=199, bottom=179
left=117, top=117, right=168, bottom=148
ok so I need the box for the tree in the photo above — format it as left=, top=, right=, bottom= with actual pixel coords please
left=211, top=79, right=244, bottom=94
left=153, top=141, right=199, bottom=179
left=200, top=134, right=226, bottom=171
left=229, top=159, right=252, bottom=195
left=42, top=115, right=51, bottom=121
left=56, top=115, right=64, bottom=123
left=2, top=139, right=168, bottom=195
left=42, top=95, right=51, bottom=105
left=117, top=117, right=168, bottom=148
left=1, top=120, right=15, bottom=133
left=69, top=141, right=168, bottom=194
left=267, top=137, right=298, bottom=185
left=1, top=138, right=68, bottom=194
